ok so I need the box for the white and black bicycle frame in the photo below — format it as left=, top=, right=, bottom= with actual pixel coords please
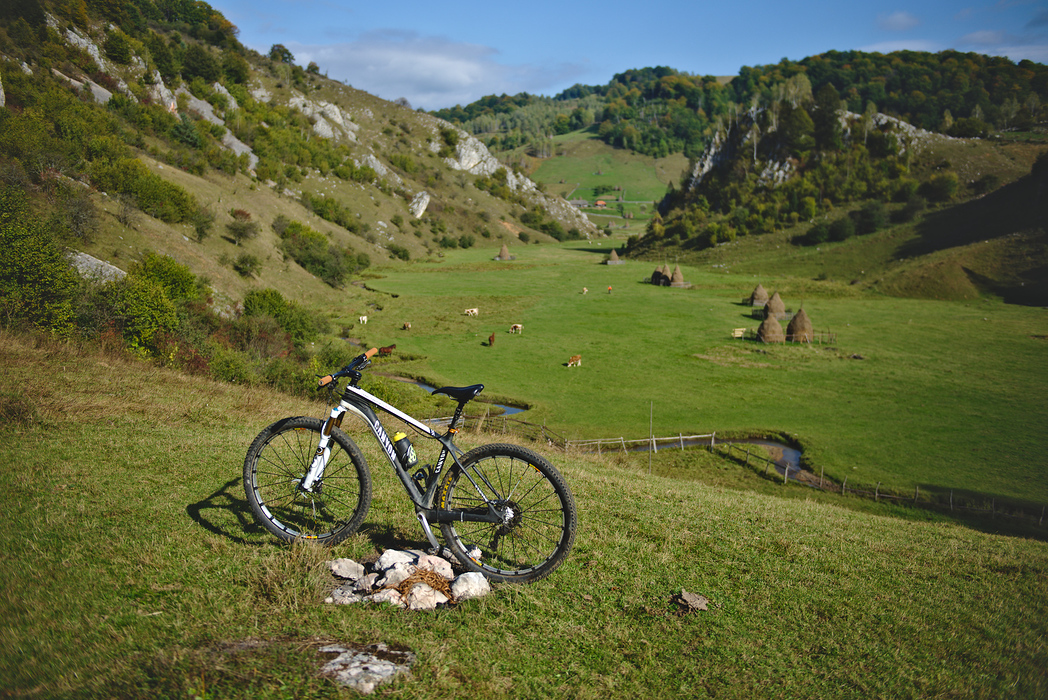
left=301, top=381, right=505, bottom=552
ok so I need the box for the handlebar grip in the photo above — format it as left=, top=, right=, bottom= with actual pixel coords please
left=365, top=347, right=378, bottom=358
left=318, top=374, right=334, bottom=387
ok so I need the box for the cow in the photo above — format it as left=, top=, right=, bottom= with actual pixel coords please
left=402, top=322, right=412, bottom=330
left=359, top=315, right=368, bottom=325
left=464, top=308, right=478, bottom=316
left=509, top=324, right=523, bottom=334
left=488, top=332, right=495, bottom=347
left=567, top=354, right=582, bottom=367
left=582, top=287, right=588, bottom=294
left=379, top=344, right=396, bottom=356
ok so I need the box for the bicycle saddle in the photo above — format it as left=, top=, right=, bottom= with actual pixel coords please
left=431, top=384, right=484, bottom=403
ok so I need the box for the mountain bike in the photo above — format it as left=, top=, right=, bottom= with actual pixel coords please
left=243, top=348, right=577, bottom=583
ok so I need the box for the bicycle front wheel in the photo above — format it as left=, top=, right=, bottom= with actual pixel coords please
left=243, top=416, right=372, bottom=545
left=438, top=443, right=577, bottom=583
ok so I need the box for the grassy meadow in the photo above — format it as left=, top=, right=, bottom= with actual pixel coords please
left=351, top=243, right=1048, bottom=509
left=2, top=330, right=1047, bottom=699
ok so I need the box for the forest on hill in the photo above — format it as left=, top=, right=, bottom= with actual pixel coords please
left=434, top=52, right=1048, bottom=160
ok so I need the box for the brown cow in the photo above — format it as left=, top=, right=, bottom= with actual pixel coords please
left=402, top=322, right=411, bottom=330
left=488, top=332, right=495, bottom=347
left=567, top=354, right=581, bottom=367
left=379, top=344, right=396, bottom=356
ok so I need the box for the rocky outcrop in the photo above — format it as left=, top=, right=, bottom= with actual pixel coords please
left=67, top=251, right=126, bottom=282
left=408, top=191, right=430, bottom=219
left=288, top=92, right=359, bottom=143
left=174, top=86, right=258, bottom=170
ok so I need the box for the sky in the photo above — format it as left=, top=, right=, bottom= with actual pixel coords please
left=210, top=0, right=1048, bottom=111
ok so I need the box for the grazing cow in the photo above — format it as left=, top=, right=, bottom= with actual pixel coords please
left=464, top=308, right=478, bottom=316
left=582, top=287, right=588, bottom=295
left=359, top=315, right=368, bottom=325
left=567, top=354, right=582, bottom=367
left=509, top=324, right=523, bottom=334
left=379, top=344, right=396, bottom=356
left=403, top=322, right=412, bottom=330
left=488, top=332, right=495, bottom=347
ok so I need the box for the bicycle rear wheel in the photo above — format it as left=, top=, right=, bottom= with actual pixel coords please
left=438, top=443, right=577, bottom=583
left=243, top=416, right=371, bottom=544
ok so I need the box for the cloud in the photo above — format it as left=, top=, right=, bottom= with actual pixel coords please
left=878, top=11, right=920, bottom=31
left=290, top=31, right=584, bottom=110
left=961, top=30, right=1009, bottom=45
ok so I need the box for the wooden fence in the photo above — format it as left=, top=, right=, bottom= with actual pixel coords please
left=440, top=415, right=1045, bottom=530
left=566, top=433, right=716, bottom=454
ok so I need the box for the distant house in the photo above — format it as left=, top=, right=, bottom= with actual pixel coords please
left=595, top=200, right=607, bottom=208
left=568, top=199, right=589, bottom=208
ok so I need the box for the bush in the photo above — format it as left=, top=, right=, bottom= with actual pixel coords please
left=102, top=276, right=179, bottom=356
left=829, top=217, right=855, bottom=241
left=893, top=195, right=927, bottom=223
left=806, top=221, right=830, bottom=245
left=131, top=253, right=198, bottom=302
left=855, top=200, right=888, bottom=234
left=920, top=172, right=960, bottom=202
left=232, top=253, right=261, bottom=277
left=0, top=187, right=78, bottom=335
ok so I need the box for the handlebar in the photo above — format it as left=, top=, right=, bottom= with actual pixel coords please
left=318, top=347, right=378, bottom=387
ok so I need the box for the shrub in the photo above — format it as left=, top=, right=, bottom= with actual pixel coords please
left=829, top=217, right=855, bottom=241
left=232, top=253, right=261, bottom=277
left=0, top=187, right=78, bottom=335
left=893, top=195, right=927, bottom=223
left=805, top=221, right=830, bottom=245
left=90, top=158, right=197, bottom=223
left=855, top=200, right=888, bottom=234
left=243, top=289, right=319, bottom=346
left=131, top=253, right=198, bottom=302
left=920, top=172, right=960, bottom=202
left=102, top=276, right=179, bottom=356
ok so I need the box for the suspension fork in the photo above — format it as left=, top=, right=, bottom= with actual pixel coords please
left=300, top=404, right=346, bottom=492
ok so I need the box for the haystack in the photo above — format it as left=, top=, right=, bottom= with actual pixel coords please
left=606, top=249, right=624, bottom=265
left=748, top=283, right=769, bottom=306
left=495, top=243, right=514, bottom=261
left=660, top=264, right=671, bottom=286
left=670, top=264, right=686, bottom=287
left=650, top=266, right=666, bottom=285
left=757, top=316, right=785, bottom=343
left=786, top=308, right=813, bottom=343
left=764, top=292, right=786, bottom=319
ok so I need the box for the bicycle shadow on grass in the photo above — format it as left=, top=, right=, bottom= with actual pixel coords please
left=185, top=478, right=432, bottom=551
left=186, top=477, right=270, bottom=545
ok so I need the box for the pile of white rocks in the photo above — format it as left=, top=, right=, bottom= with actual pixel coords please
left=324, top=549, right=491, bottom=611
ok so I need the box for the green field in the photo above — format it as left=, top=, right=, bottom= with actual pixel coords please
left=346, top=243, right=1048, bottom=508
left=2, top=330, right=1046, bottom=699
left=529, top=131, right=688, bottom=236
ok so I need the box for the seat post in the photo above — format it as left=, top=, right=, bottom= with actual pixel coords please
left=448, top=401, right=468, bottom=432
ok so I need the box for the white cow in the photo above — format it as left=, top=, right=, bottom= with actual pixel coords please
left=359, top=315, right=368, bottom=325
left=510, top=324, right=523, bottom=334
left=567, top=354, right=582, bottom=367
left=464, top=308, right=478, bottom=316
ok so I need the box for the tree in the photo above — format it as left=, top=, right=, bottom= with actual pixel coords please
left=813, top=83, right=842, bottom=151
left=182, top=43, right=221, bottom=83
left=227, top=208, right=259, bottom=245
left=269, top=44, right=294, bottom=64
left=862, top=101, right=877, bottom=145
